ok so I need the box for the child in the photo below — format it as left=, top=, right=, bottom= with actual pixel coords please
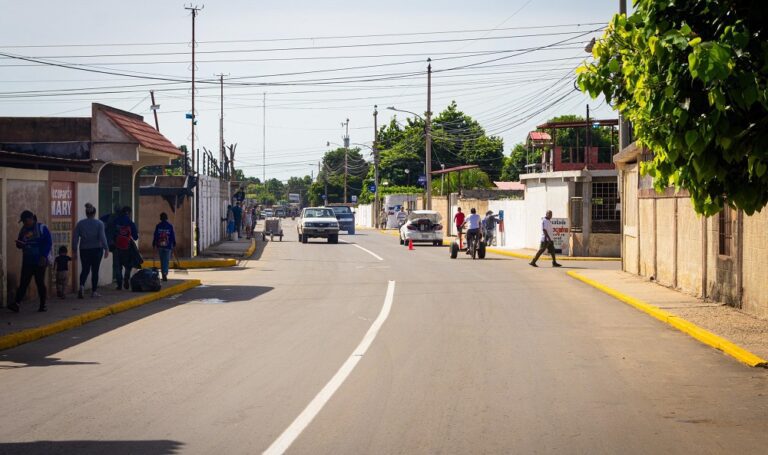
left=53, top=246, right=72, bottom=299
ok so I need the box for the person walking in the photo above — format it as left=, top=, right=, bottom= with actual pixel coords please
left=225, top=205, right=235, bottom=241
left=152, top=212, right=176, bottom=282
left=232, top=202, right=243, bottom=239
left=73, top=202, right=110, bottom=298
left=100, top=204, right=121, bottom=285
left=53, top=246, right=71, bottom=299
left=453, top=207, right=466, bottom=240
left=113, top=206, right=138, bottom=290
left=9, top=210, right=52, bottom=313
left=396, top=206, right=408, bottom=227
left=530, top=210, right=562, bottom=268
left=244, top=206, right=253, bottom=239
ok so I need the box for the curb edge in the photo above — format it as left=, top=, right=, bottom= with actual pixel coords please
left=0, top=279, right=202, bottom=352
left=566, top=270, right=768, bottom=368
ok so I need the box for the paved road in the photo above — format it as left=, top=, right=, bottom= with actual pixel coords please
left=1, top=222, right=767, bottom=454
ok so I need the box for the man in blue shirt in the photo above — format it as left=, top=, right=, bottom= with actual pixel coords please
left=9, top=210, right=52, bottom=313
left=152, top=212, right=177, bottom=282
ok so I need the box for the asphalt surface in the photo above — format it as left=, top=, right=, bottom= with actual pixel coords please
left=1, top=221, right=767, bottom=454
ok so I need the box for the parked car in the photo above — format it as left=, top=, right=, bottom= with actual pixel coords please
left=327, top=205, right=355, bottom=234
left=264, top=209, right=274, bottom=218
left=399, top=210, right=443, bottom=246
left=297, top=207, right=340, bottom=244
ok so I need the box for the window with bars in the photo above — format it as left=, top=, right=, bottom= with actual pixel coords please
left=591, top=181, right=620, bottom=233
left=718, top=208, right=733, bottom=256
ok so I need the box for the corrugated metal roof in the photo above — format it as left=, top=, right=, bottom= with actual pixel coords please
left=104, top=110, right=181, bottom=156
left=528, top=131, right=551, bottom=141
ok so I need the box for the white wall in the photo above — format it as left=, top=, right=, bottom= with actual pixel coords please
left=355, top=204, right=374, bottom=228
left=488, top=199, right=526, bottom=249
left=523, top=180, right=570, bottom=249
left=198, top=175, right=226, bottom=252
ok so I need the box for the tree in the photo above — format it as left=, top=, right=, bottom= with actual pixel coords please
left=376, top=101, right=505, bottom=189
left=577, top=2, right=768, bottom=215
left=500, top=143, right=537, bottom=182
left=308, top=147, right=371, bottom=204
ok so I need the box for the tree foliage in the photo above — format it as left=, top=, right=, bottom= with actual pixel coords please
left=377, top=101, right=505, bottom=188
left=577, top=2, right=768, bottom=215
left=307, top=147, right=370, bottom=205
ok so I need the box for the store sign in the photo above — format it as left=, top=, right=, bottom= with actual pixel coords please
left=51, top=182, right=74, bottom=217
left=550, top=217, right=570, bottom=250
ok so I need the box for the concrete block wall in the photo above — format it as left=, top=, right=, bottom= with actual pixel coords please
left=488, top=199, right=526, bottom=248
left=741, top=209, right=768, bottom=319
left=655, top=198, right=676, bottom=287
left=638, top=199, right=655, bottom=277
left=676, top=202, right=703, bottom=296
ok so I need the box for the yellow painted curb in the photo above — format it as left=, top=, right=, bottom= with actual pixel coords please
left=145, top=258, right=237, bottom=269
left=567, top=271, right=768, bottom=368
left=0, top=279, right=202, bottom=352
left=243, top=238, right=257, bottom=258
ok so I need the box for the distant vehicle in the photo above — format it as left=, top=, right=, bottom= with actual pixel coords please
left=399, top=210, right=444, bottom=247
left=275, top=208, right=286, bottom=218
left=327, top=205, right=355, bottom=235
left=264, top=209, right=274, bottom=218
left=297, top=207, right=340, bottom=244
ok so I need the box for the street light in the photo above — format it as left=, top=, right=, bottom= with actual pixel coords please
left=387, top=105, right=432, bottom=209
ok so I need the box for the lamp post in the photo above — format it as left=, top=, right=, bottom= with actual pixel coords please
left=386, top=105, right=432, bottom=209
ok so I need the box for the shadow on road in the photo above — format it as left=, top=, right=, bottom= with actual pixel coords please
left=0, top=439, right=184, bottom=455
left=0, top=285, right=273, bottom=369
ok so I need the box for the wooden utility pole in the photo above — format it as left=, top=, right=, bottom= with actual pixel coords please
left=373, top=106, right=380, bottom=224
left=425, top=58, right=433, bottom=210
left=342, top=118, right=350, bottom=203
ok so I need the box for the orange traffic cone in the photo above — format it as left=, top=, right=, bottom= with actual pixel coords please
left=408, top=239, right=414, bottom=250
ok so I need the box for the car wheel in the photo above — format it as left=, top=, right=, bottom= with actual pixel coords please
left=450, top=242, right=459, bottom=259
left=329, top=234, right=339, bottom=244
left=349, top=227, right=355, bottom=235
left=302, top=234, right=308, bottom=244
left=478, top=242, right=487, bottom=259
left=399, top=236, right=404, bottom=245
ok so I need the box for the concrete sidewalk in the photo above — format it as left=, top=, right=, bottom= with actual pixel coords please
left=1, top=277, right=200, bottom=351
left=569, top=269, right=768, bottom=367
left=201, top=236, right=257, bottom=258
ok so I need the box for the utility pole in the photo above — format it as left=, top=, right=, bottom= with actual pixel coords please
left=342, top=118, right=350, bottom=203
left=425, top=58, right=433, bottom=210
left=618, top=0, right=631, bottom=150
left=586, top=103, right=591, bottom=167
left=373, top=106, right=380, bottom=226
left=185, top=4, right=202, bottom=256
left=216, top=73, right=228, bottom=177
left=149, top=90, right=160, bottom=131
left=263, top=92, right=266, bottom=183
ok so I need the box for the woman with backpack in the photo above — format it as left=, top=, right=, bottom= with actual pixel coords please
left=113, top=206, right=138, bottom=290
left=9, top=210, right=52, bottom=313
left=152, top=212, right=176, bottom=282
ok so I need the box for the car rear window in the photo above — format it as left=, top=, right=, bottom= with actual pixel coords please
left=304, top=209, right=334, bottom=218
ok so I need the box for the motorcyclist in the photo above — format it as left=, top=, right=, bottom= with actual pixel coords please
left=463, top=208, right=482, bottom=254
left=482, top=210, right=499, bottom=246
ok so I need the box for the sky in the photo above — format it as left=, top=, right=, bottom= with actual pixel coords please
left=0, top=0, right=619, bottom=182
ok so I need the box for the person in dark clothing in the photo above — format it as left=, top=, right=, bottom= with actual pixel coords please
left=100, top=204, right=122, bottom=284
left=53, top=246, right=71, bottom=299
left=152, top=212, right=177, bottom=282
left=9, top=210, right=52, bottom=313
left=232, top=202, right=243, bottom=239
left=73, top=202, right=110, bottom=298
left=112, top=206, right=139, bottom=290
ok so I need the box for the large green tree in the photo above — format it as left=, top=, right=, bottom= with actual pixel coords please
left=376, top=101, right=504, bottom=190
left=307, top=147, right=370, bottom=204
left=578, top=1, right=768, bottom=215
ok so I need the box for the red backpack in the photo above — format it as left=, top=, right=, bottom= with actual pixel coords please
left=115, top=225, right=132, bottom=250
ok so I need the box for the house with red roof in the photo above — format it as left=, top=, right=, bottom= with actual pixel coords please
left=0, top=103, right=182, bottom=302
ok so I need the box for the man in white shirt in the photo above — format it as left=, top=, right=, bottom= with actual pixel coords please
left=396, top=207, right=408, bottom=227
left=530, top=210, right=561, bottom=267
left=463, top=208, right=482, bottom=253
